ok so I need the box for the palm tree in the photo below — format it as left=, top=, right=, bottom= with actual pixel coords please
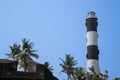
left=114, top=78, right=120, bottom=80
left=6, top=43, right=21, bottom=61
left=85, top=67, right=108, bottom=80
left=16, top=49, right=31, bottom=72
left=44, top=61, right=53, bottom=72
left=73, top=67, right=85, bottom=80
left=99, top=70, right=108, bottom=80
left=17, top=38, right=39, bottom=72
left=60, top=54, right=77, bottom=80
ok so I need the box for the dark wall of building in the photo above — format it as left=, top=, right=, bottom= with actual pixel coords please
left=0, top=59, right=58, bottom=80
left=36, top=64, right=58, bottom=80
left=0, top=62, right=18, bottom=75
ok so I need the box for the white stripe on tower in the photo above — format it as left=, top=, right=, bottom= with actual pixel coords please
left=87, top=59, right=99, bottom=74
left=86, top=11, right=100, bottom=74
left=87, top=31, right=98, bottom=46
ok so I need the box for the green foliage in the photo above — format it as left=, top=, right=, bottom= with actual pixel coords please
left=59, top=54, right=109, bottom=80
left=59, top=54, right=77, bottom=80
left=44, top=61, right=53, bottom=72
left=5, top=39, right=119, bottom=79
left=73, top=67, right=85, bottom=80
left=6, top=43, right=21, bottom=60
left=6, top=38, right=39, bottom=72
left=114, top=78, right=120, bottom=80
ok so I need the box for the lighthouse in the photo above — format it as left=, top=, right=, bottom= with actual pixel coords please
left=86, top=11, right=100, bottom=74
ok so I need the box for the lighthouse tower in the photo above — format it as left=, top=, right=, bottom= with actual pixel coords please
left=86, top=11, right=100, bottom=74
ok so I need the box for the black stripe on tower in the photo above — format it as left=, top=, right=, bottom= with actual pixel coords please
left=86, top=18, right=98, bottom=32
left=86, top=45, right=99, bottom=59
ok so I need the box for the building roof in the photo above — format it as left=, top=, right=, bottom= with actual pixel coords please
left=0, top=59, right=17, bottom=63
left=0, top=59, right=58, bottom=80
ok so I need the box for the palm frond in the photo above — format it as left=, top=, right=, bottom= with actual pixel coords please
left=6, top=53, right=12, bottom=58
left=59, top=54, right=78, bottom=80
left=29, top=53, right=39, bottom=58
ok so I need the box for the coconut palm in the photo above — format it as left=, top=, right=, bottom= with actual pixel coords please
left=6, top=43, right=21, bottom=60
left=99, top=70, right=108, bottom=80
left=17, top=38, right=39, bottom=72
left=73, top=67, right=85, bottom=80
left=60, top=54, right=77, bottom=80
left=84, top=67, right=108, bottom=80
left=22, top=38, right=39, bottom=59
left=114, top=78, right=120, bottom=80
left=44, top=61, right=53, bottom=72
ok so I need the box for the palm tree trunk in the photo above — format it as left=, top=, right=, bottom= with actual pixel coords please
left=24, top=66, right=28, bottom=72
left=67, top=74, right=70, bottom=80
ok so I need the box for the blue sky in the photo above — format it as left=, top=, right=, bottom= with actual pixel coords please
left=0, top=0, right=120, bottom=79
